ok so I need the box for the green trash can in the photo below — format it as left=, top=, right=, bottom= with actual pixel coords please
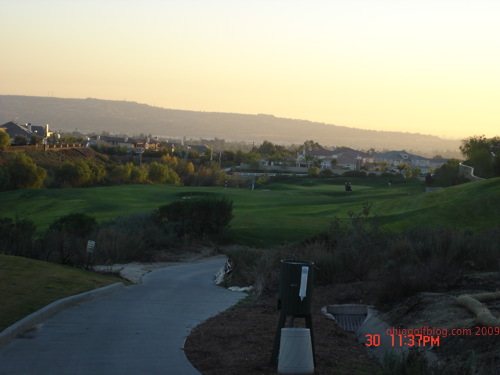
left=278, top=260, right=314, bottom=316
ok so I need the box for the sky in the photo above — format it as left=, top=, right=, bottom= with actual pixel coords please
left=1, top=0, right=499, bottom=139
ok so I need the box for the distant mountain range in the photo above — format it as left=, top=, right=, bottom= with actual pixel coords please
left=0, top=95, right=462, bottom=157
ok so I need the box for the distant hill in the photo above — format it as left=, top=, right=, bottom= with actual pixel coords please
left=0, top=95, right=462, bottom=157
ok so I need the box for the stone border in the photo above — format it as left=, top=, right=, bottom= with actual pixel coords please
left=0, top=282, right=124, bottom=348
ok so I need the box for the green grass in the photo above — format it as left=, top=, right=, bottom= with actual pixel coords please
left=374, top=177, right=500, bottom=232
left=0, top=254, right=121, bottom=331
left=0, top=177, right=499, bottom=247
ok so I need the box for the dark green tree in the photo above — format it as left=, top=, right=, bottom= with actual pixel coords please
left=55, top=160, right=93, bottom=187
left=5, top=153, right=46, bottom=189
left=0, top=131, right=11, bottom=149
left=108, top=163, right=132, bottom=184
left=308, top=166, right=320, bottom=176
left=87, top=161, right=106, bottom=185
left=14, top=135, right=28, bottom=145
left=432, top=159, right=468, bottom=186
left=152, top=197, right=233, bottom=239
left=148, top=162, right=180, bottom=184
left=129, top=164, right=148, bottom=184
left=257, top=140, right=277, bottom=155
left=460, top=135, right=500, bottom=178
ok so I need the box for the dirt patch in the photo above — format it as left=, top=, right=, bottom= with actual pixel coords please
left=185, top=273, right=500, bottom=375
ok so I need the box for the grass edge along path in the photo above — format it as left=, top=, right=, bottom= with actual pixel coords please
left=0, top=254, right=120, bottom=332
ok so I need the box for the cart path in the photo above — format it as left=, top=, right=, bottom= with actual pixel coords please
left=0, top=256, right=245, bottom=375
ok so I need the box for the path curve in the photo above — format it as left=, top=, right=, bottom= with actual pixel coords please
left=0, top=256, right=245, bottom=375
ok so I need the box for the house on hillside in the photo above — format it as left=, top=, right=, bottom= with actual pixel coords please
left=135, top=137, right=161, bottom=151
left=373, top=151, right=448, bottom=173
left=158, top=142, right=210, bottom=157
left=335, top=149, right=370, bottom=170
left=296, top=147, right=371, bottom=170
left=0, top=121, right=53, bottom=144
left=86, top=135, right=161, bottom=152
left=187, top=144, right=210, bottom=155
left=296, top=148, right=337, bottom=168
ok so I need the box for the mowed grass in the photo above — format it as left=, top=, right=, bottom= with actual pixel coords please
left=374, top=177, right=500, bottom=232
left=0, top=254, right=120, bottom=331
left=0, top=177, right=499, bottom=246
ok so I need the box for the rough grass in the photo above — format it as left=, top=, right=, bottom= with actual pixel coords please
left=0, top=254, right=120, bottom=331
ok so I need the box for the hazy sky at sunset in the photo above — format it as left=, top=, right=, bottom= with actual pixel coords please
left=1, top=0, right=499, bottom=139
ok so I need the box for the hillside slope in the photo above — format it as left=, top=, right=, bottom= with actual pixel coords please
left=377, top=177, right=500, bottom=232
left=0, top=148, right=113, bottom=169
left=0, top=95, right=462, bottom=156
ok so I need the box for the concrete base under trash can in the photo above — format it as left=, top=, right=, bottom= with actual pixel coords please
left=278, top=328, right=314, bottom=375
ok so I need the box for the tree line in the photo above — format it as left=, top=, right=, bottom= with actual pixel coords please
left=1, top=133, right=498, bottom=191
left=430, top=135, right=500, bottom=186
left=0, top=150, right=233, bottom=191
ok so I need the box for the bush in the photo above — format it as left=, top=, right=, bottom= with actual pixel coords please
left=0, top=131, right=11, bottom=149
left=152, top=196, right=234, bottom=240
left=432, top=159, right=468, bottom=186
left=4, top=153, right=47, bottom=189
left=305, top=203, right=387, bottom=282
left=0, top=216, right=36, bottom=257
left=148, top=162, right=180, bottom=184
left=376, top=226, right=499, bottom=306
left=222, top=247, right=274, bottom=291
left=342, top=170, right=367, bottom=177
left=308, top=166, right=320, bottom=176
left=224, top=204, right=388, bottom=289
left=54, top=160, right=99, bottom=187
left=92, top=213, right=176, bottom=264
left=319, top=169, right=334, bottom=177
left=40, top=213, right=97, bottom=265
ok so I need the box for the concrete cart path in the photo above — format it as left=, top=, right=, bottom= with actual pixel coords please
left=0, top=256, right=245, bottom=375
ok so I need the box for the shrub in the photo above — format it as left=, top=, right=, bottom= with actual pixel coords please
left=0, top=216, right=36, bottom=257
left=148, top=162, right=180, bottom=184
left=319, top=169, right=334, bottom=177
left=308, top=166, right=320, bottom=176
left=342, top=170, right=367, bottom=177
left=309, top=203, right=387, bottom=282
left=152, top=196, right=233, bottom=240
left=4, top=153, right=47, bottom=189
left=0, top=131, right=11, bottom=149
left=432, top=159, right=468, bottom=186
left=92, top=213, right=176, bottom=264
left=107, top=163, right=132, bottom=184
left=40, top=213, right=97, bottom=265
left=376, top=226, right=499, bottom=305
left=54, top=160, right=95, bottom=187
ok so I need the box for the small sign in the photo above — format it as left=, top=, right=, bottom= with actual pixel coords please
left=86, top=240, right=96, bottom=253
